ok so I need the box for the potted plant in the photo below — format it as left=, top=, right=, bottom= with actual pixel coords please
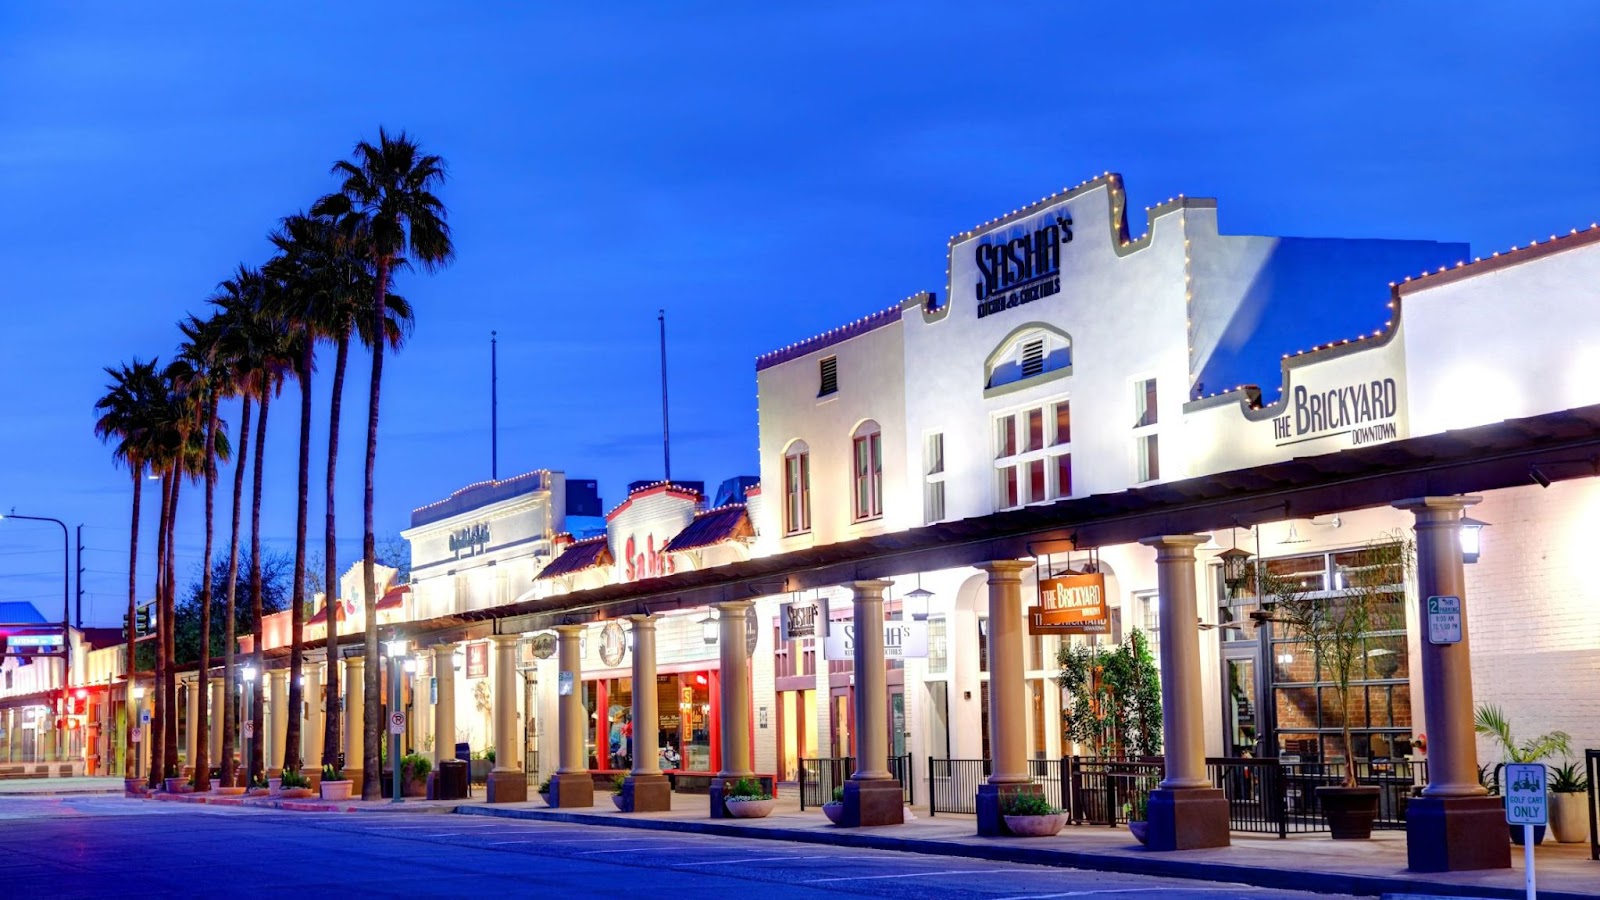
left=1001, top=792, right=1066, bottom=837
left=1549, top=762, right=1591, bottom=844
left=399, top=754, right=431, bottom=798
left=1125, top=790, right=1150, bottom=845
left=163, top=764, right=185, bottom=794
left=723, top=777, right=776, bottom=818
left=538, top=778, right=553, bottom=807
left=822, top=785, right=846, bottom=825
left=319, top=763, right=353, bottom=801
left=610, top=774, right=627, bottom=810
left=1266, top=537, right=1409, bottom=839
left=1475, top=704, right=1571, bottom=846
left=279, top=768, right=314, bottom=799
left=247, top=775, right=270, bottom=797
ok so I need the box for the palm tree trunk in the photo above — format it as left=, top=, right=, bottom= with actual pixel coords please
left=285, top=346, right=313, bottom=775
left=322, top=332, right=350, bottom=766
left=249, top=388, right=270, bottom=778
left=220, top=393, right=250, bottom=786
left=163, top=475, right=181, bottom=781
left=149, top=474, right=169, bottom=789
left=192, top=394, right=219, bottom=791
left=361, top=261, right=389, bottom=800
left=124, top=466, right=142, bottom=780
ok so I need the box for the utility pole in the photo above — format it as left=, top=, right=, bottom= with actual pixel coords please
left=658, top=310, right=671, bottom=484
left=75, top=525, right=84, bottom=629
left=491, top=331, right=499, bottom=481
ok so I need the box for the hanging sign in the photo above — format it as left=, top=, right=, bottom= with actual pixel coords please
left=745, top=605, right=759, bottom=657
left=530, top=633, right=557, bottom=660
left=465, top=641, right=489, bottom=679
left=822, top=617, right=928, bottom=660
left=599, top=621, right=626, bottom=667
left=1426, top=595, right=1461, bottom=645
left=1029, top=573, right=1109, bottom=635
left=779, top=596, right=827, bottom=642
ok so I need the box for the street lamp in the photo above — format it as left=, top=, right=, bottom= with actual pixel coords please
left=1458, top=516, right=1489, bottom=565
left=904, top=578, right=934, bottom=623
left=699, top=614, right=717, bottom=645
left=385, top=639, right=408, bottom=803
left=0, top=513, right=72, bottom=749
left=241, top=665, right=257, bottom=787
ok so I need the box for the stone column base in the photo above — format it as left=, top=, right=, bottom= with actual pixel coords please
left=486, top=769, right=528, bottom=803
left=1406, top=796, right=1510, bottom=872
left=550, top=771, right=594, bottom=808
left=1147, top=788, right=1230, bottom=851
left=976, top=781, right=1042, bottom=837
left=843, top=778, right=904, bottom=827
left=623, top=773, right=671, bottom=813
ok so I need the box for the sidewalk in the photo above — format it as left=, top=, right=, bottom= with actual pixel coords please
left=0, top=776, right=125, bottom=796
left=148, top=788, right=468, bottom=814
left=454, top=794, right=1600, bottom=900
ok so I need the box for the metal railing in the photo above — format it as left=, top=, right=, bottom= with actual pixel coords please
left=798, top=755, right=912, bottom=810
left=1067, top=757, right=1162, bottom=827
left=1586, top=749, right=1599, bottom=862
left=928, top=758, right=990, bottom=815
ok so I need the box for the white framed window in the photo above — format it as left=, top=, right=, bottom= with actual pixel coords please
left=783, top=440, right=811, bottom=534
left=1132, top=377, right=1160, bottom=483
left=851, top=421, right=883, bottom=522
left=923, top=432, right=946, bottom=524
left=993, top=398, right=1073, bottom=511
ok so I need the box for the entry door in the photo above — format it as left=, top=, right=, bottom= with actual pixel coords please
left=888, top=689, right=906, bottom=762
left=1222, top=648, right=1259, bottom=757
left=830, top=687, right=853, bottom=758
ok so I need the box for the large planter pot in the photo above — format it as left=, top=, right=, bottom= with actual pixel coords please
left=1129, top=820, right=1150, bottom=845
left=403, top=778, right=428, bottom=799
left=612, top=794, right=627, bottom=811
left=267, top=777, right=282, bottom=797
left=124, top=777, right=145, bottom=796
left=214, top=786, right=247, bottom=796
left=281, top=787, right=314, bottom=799
left=247, top=788, right=270, bottom=797
left=822, top=801, right=846, bottom=825
left=1317, top=786, right=1381, bottom=840
left=725, top=797, right=776, bottom=818
left=1003, top=813, right=1067, bottom=837
left=319, top=780, right=354, bottom=801
left=1550, top=792, right=1593, bottom=844
left=539, top=791, right=553, bottom=808
left=164, top=777, right=186, bottom=793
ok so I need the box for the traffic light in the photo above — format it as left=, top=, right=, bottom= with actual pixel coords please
left=136, top=606, right=152, bottom=636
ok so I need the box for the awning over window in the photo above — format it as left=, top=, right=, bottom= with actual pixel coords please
left=537, top=536, right=613, bottom=580
left=663, top=505, right=752, bottom=553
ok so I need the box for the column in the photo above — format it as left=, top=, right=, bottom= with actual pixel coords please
left=427, top=643, right=457, bottom=799
left=709, top=600, right=755, bottom=819
left=486, top=634, right=526, bottom=802
left=842, top=580, right=903, bottom=826
left=184, top=679, right=198, bottom=772
left=1139, top=535, right=1229, bottom=851
left=551, top=625, right=593, bottom=807
left=208, top=677, right=224, bottom=765
left=1395, top=497, right=1508, bottom=872
left=344, top=656, right=364, bottom=788
left=267, top=669, right=287, bottom=776
left=304, top=659, right=324, bottom=774
left=624, top=615, right=670, bottom=812
left=973, top=561, right=1039, bottom=835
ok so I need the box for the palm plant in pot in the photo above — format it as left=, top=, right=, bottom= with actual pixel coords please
left=1474, top=704, right=1571, bottom=846
left=723, top=777, right=776, bottom=818
left=822, top=785, right=846, bottom=825
left=1002, top=792, right=1066, bottom=837
left=279, top=767, right=314, bottom=799
left=1548, top=762, right=1591, bottom=844
left=1265, top=536, right=1409, bottom=840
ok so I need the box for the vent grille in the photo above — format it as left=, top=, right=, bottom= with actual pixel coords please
left=1020, top=340, right=1045, bottom=378
left=818, top=356, right=838, bottom=396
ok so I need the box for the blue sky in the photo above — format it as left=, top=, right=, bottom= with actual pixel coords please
left=3, top=2, right=1599, bottom=626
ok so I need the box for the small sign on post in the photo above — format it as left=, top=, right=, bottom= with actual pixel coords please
left=130, top=727, right=142, bottom=743
left=140, top=708, right=151, bottom=725
left=1426, top=595, right=1462, bottom=644
left=1504, top=762, right=1547, bottom=900
left=389, top=711, right=406, bottom=736
left=558, top=671, right=574, bottom=696
left=243, top=720, right=255, bottom=739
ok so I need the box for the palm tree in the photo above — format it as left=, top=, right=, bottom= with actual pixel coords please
left=314, top=127, right=453, bottom=799
left=94, top=358, right=163, bottom=780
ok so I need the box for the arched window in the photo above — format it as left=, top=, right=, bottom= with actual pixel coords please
left=783, top=440, right=811, bottom=535
left=984, top=324, right=1073, bottom=395
left=850, top=421, right=883, bottom=522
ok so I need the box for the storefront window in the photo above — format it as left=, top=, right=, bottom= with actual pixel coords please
left=926, top=616, right=948, bottom=674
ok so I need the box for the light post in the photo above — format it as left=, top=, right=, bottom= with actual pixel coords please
left=241, top=665, right=257, bottom=787
left=385, top=639, right=408, bottom=803
left=0, top=513, right=72, bottom=737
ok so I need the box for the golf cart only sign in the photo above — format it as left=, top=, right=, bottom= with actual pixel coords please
left=1504, top=763, right=1548, bottom=826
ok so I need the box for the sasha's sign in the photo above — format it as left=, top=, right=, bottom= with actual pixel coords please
left=779, top=596, right=827, bottom=642
left=975, top=214, right=1074, bottom=319
left=1029, top=572, right=1109, bottom=635
left=1271, top=378, right=1399, bottom=447
left=449, top=522, right=491, bottom=557
left=822, top=617, right=928, bottom=660
left=622, top=533, right=676, bottom=582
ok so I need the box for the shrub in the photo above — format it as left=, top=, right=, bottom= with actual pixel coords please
left=726, top=776, right=771, bottom=801
left=1551, top=761, right=1590, bottom=794
left=611, top=774, right=626, bottom=793
left=537, top=778, right=552, bottom=794
left=401, top=753, right=431, bottom=780
left=830, top=786, right=844, bottom=804
left=1003, top=792, right=1059, bottom=817
left=280, top=768, right=311, bottom=790
left=322, top=763, right=345, bottom=782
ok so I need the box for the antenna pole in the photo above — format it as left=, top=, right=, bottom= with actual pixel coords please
left=491, top=330, right=499, bottom=481
left=659, top=310, right=671, bottom=484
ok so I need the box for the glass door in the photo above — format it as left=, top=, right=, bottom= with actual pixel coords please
left=1223, top=650, right=1259, bottom=758
left=830, top=687, right=853, bottom=758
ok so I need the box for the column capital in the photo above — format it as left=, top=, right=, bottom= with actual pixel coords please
left=851, top=579, right=893, bottom=598
left=554, top=622, right=586, bottom=636
left=490, top=632, right=520, bottom=647
left=626, top=613, right=656, bottom=630
left=975, top=559, right=1032, bottom=580
left=344, top=655, right=365, bottom=670
left=1139, top=534, right=1211, bottom=557
left=430, top=642, right=456, bottom=660
left=1393, top=496, right=1482, bottom=520
left=715, top=598, right=754, bottom=614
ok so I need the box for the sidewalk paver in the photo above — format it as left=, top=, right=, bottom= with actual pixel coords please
left=0, top=776, right=125, bottom=796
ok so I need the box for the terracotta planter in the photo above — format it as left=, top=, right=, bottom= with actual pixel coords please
left=612, top=794, right=627, bottom=811
left=1550, top=792, right=1592, bottom=844
left=247, top=788, right=270, bottom=797
left=1003, top=813, right=1067, bottom=837
left=1317, top=786, right=1380, bottom=840
left=725, top=797, right=776, bottom=818
left=403, top=778, right=428, bottom=798
left=320, top=779, right=354, bottom=801
left=822, top=801, right=846, bottom=825
left=1129, top=820, right=1150, bottom=845
left=281, top=787, right=314, bottom=799
left=267, top=777, right=282, bottom=796
left=123, top=777, right=145, bottom=796
left=214, top=786, right=246, bottom=796
left=164, top=777, right=186, bottom=793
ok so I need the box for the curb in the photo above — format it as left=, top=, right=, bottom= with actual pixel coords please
left=454, top=807, right=1600, bottom=900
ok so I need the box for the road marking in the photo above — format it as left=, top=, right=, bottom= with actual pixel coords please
left=576, top=845, right=707, bottom=855
left=673, top=854, right=838, bottom=866
left=996, top=890, right=1273, bottom=899
left=805, top=868, right=998, bottom=883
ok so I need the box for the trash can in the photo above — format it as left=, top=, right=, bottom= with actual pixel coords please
left=435, top=759, right=469, bottom=801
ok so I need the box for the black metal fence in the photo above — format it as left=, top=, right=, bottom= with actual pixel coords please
left=930, top=755, right=1428, bottom=836
left=1587, top=749, right=1599, bottom=862
left=798, top=755, right=913, bottom=810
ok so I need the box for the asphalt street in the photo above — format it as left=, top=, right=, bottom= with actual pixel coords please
left=0, top=796, right=1365, bottom=899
